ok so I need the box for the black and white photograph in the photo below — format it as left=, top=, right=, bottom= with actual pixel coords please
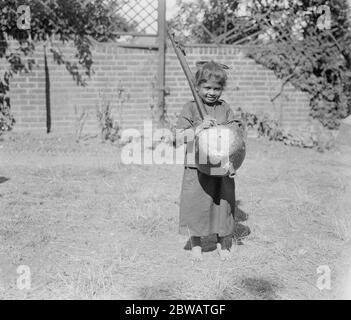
left=0, top=0, right=351, bottom=303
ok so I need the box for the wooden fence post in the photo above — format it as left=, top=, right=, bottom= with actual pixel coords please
left=157, top=0, right=166, bottom=126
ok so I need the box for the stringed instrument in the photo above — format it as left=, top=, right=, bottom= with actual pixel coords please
left=167, top=28, right=246, bottom=177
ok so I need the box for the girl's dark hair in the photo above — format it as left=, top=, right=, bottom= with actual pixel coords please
left=195, top=60, right=228, bottom=87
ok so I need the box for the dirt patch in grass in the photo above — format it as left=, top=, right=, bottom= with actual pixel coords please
left=1, top=131, right=351, bottom=299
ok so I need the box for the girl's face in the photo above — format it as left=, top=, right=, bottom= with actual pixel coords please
left=197, top=79, right=223, bottom=105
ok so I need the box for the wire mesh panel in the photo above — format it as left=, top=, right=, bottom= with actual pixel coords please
left=103, top=0, right=166, bottom=123
left=108, top=0, right=159, bottom=35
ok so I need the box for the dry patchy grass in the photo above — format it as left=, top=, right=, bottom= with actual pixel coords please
left=1, top=131, right=351, bottom=299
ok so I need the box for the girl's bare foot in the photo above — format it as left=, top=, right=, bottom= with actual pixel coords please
left=217, top=243, right=232, bottom=261
left=191, top=246, right=203, bottom=261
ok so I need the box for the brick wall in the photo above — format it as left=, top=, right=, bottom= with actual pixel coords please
left=8, top=41, right=310, bottom=133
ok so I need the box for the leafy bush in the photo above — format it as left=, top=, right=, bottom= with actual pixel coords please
left=96, top=99, right=121, bottom=143
left=236, top=107, right=337, bottom=151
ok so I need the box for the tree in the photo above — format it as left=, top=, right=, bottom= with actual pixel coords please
left=168, top=0, right=259, bottom=44
left=169, top=0, right=351, bottom=128
left=246, top=0, right=351, bottom=128
left=0, top=0, right=135, bottom=134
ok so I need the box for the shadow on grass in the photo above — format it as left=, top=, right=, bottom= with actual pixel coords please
left=183, top=201, right=251, bottom=252
left=139, top=281, right=182, bottom=300
left=240, top=277, right=279, bottom=300
left=0, top=177, right=10, bottom=184
left=220, top=277, right=281, bottom=300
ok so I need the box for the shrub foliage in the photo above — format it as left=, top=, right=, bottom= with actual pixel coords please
left=0, top=0, right=134, bottom=134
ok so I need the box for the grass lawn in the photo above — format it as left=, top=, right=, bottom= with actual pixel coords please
left=1, top=131, right=351, bottom=299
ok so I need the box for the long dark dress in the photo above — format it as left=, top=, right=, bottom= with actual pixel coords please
left=176, top=100, right=242, bottom=237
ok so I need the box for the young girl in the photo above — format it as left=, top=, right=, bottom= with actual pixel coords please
left=176, top=60, right=242, bottom=261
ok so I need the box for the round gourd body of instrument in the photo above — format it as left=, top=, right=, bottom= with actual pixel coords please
left=195, top=124, right=246, bottom=176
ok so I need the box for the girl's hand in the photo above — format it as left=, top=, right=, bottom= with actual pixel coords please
left=195, top=116, right=216, bottom=135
